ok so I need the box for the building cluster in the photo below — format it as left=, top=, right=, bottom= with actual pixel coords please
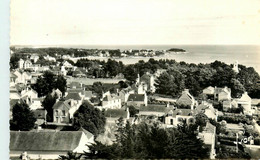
left=9, top=54, right=260, bottom=159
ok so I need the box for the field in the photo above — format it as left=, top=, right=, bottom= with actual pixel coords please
left=66, top=76, right=125, bottom=85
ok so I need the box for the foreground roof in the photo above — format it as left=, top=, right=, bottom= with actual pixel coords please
left=10, top=131, right=83, bottom=151
left=128, top=94, right=145, bottom=102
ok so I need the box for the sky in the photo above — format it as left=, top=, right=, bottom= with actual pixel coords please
left=10, top=0, right=260, bottom=45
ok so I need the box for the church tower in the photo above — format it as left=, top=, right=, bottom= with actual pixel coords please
left=233, top=61, right=239, bottom=73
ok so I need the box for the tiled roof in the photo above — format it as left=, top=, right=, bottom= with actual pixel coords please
left=128, top=94, right=145, bottom=102
left=167, top=109, right=193, bottom=117
left=69, top=82, right=82, bottom=89
left=53, top=100, right=71, bottom=110
left=10, top=131, right=83, bottom=151
left=65, top=92, right=82, bottom=101
left=104, top=109, right=128, bottom=118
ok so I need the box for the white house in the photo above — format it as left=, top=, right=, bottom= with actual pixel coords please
left=102, top=94, right=122, bottom=109
left=164, top=109, right=195, bottom=127
left=198, top=122, right=216, bottom=159
left=29, top=98, right=44, bottom=110
left=127, top=93, right=148, bottom=107
left=235, top=92, right=252, bottom=115
left=136, top=73, right=156, bottom=93
left=203, top=86, right=215, bottom=95
left=196, top=101, right=218, bottom=121
left=176, top=89, right=197, bottom=110
left=214, top=87, right=231, bottom=101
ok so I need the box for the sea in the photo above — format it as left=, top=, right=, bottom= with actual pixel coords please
left=17, top=45, right=260, bottom=74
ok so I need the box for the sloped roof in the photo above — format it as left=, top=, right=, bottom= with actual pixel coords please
left=65, top=92, right=82, bottom=101
left=128, top=94, right=145, bottom=102
left=167, top=109, right=193, bottom=117
left=10, top=131, right=83, bottom=151
left=215, top=87, right=231, bottom=94
left=104, top=109, right=127, bottom=118
left=69, top=82, right=82, bottom=89
left=78, top=128, right=94, bottom=139
left=67, top=89, right=84, bottom=95
left=53, top=100, right=71, bottom=110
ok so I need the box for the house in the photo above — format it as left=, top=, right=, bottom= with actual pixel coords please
left=198, top=122, right=216, bottom=159
left=18, top=59, right=25, bottom=69
left=29, top=98, right=44, bottom=110
left=102, top=94, right=121, bottom=109
left=24, top=59, right=33, bottom=69
left=202, top=86, right=215, bottom=99
left=222, top=100, right=238, bottom=111
left=235, top=92, right=252, bottom=115
left=196, top=102, right=218, bottom=121
left=214, top=87, right=231, bottom=101
left=10, top=72, right=18, bottom=87
left=60, top=66, right=67, bottom=76
left=176, top=89, right=197, bottom=110
left=10, top=89, right=21, bottom=100
left=117, top=90, right=130, bottom=103
left=53, top=100, right=78, bottom=124
left=51, top=88, right=63, bottom=99
left=30, top=54, right=39, bottom=63
left=164, top=109, right=195, bottom=127
left=9, top=130, right=94, bottom=159
left=136, top=72, right=155, bottom=93
left=104, top=108, right=130, bottom=125
left=63, top=61, right=73, bottom=68
left=127, top=93, right=148, bottom=107
left=44, top=55, right=56, bottom=62
left=13, top=70, right=32, bottom=84
left=21, top=88, right=38, bottom=104
left=64, top=92, right=84, bottom=107
left=69, top=82, right=84, bottom=90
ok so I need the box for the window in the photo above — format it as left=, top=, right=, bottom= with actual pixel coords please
left=170, top=119, right=173, bottom=125
left=62, top=110, right=66, bottom=116
left=55, top=110, right=59, bottom=115
left=56, top=117, right=59, bottom=122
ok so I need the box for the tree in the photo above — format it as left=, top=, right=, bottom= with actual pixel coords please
left=155, top=69, right=185, bottom=97
left=55, top=75, right=67, bottom=95
left=42, top=93, right=58, bottom=122
left=230, top=78, right=245, bottom=98
left=32, top=71, right=67, bottom=97
left=128, top=106, right=139, bottom=117
left=86, top=121, right=210, bottom=159
left=32, top=71, right=56, bottom=97
left=73, top=101, right=106, bottom=136
left=10, top=101, right=36, bottom=131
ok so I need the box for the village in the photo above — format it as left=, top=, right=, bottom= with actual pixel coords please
left=9, top=50, right=260, bottom=159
